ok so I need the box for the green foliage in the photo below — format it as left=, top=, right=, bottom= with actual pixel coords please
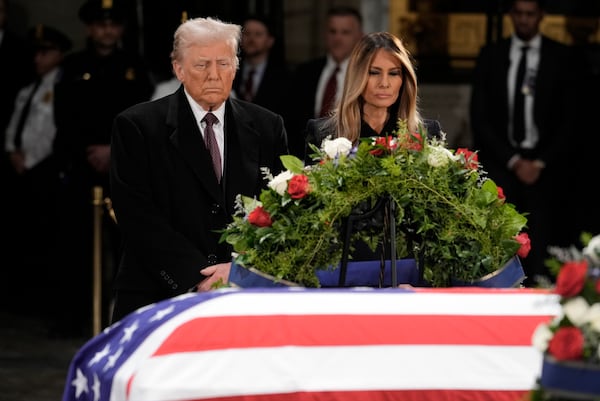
left=220, top=120, right=528, bottom=287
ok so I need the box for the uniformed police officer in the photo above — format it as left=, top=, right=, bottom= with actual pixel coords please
left=2, top=24, right=72, bottom=321
left=51, top=0, right=154, bottom=338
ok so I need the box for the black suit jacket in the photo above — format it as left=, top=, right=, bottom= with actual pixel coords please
left=470, top=35, right=571, bottom=182
left=287, top=57, right=328, bottom=158
left=304, top=117, right=442, bottom=164
left=110, top=88, right=288, bottom=302
left=232, top=58, right=292, bottom=118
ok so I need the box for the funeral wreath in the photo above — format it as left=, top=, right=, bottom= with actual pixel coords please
left=220, top=119, right=530, bottom=287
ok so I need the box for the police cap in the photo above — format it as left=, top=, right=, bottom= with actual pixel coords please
left=28, top=24, right=72, bottom=53
left=78, top=0, right=126, bottom=24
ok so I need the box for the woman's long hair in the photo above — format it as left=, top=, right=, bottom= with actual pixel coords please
left=327, top=31, right=422, bottom=143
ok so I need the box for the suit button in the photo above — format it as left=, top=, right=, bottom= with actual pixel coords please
left=207, top=254, right=218, bottom=265
left=211, top=203, right=220, bottom=214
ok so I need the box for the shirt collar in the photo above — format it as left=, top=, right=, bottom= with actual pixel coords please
left=511, top=33, right=542, bottom=51
left=184, top=89, right=226, bottom=125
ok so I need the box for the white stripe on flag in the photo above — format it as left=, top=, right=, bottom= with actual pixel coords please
left=127, top=345, right=543, bottom=401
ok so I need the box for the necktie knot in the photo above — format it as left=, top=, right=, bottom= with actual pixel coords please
left=203, top=112, right=218, bottom=126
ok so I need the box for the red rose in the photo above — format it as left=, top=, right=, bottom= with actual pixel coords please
left=547, top=326, right=585, bottom=361
left=555, top=260, right=588, bottom=297
left=515, top=232, right=531, bottom=258
left=456, top=148, right=478, bottom=170
left=287, top=174, right=310, bottom=199
left=370, top=136, right=397, bottom=156
left=248, top=206, right=272, bottom=227
left=399, top=132, right=422, bottom=151
left=497, top=186, right=505, bottom=200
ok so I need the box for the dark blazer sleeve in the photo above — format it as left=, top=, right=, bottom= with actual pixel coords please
left=304, top=117, right=332, bottom=164
left=422, top=118, right=442, bottom=139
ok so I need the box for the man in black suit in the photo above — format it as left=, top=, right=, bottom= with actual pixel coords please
left=470, top=0, right=573, bottom=286
left=232, top=15, right=291, bottom=119
left=288, top=6, right=363, bottom=159
left=110, top=16, right=288, bottom=322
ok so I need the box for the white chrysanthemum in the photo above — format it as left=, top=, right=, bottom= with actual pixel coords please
left=583, top=235, right=600, bottom=266
left=531, top=322, right=553, bottom=352
left=268, top=170, right=294, bottom=196
left=427, top=145, right=456, bottom=167
left=586, top=303, right=600, bottom=332
left=322, top=137, right=353, bottom=159
left=563, top=296, right=590, bottom=326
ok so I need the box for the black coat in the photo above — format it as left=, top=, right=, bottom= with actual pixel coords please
left=305, top=116, right=442, bottom=164
left=110, top=88, right=288, bottom=303
left=469, top=35, right=571, bottom=182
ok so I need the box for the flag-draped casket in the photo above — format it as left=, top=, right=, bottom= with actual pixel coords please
left=62, top=287, right=559, bottom=401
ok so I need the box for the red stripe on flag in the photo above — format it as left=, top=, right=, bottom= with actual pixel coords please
left=181, top=389, right=529, bottom=401
left=152, top=314, right=551, bottom=355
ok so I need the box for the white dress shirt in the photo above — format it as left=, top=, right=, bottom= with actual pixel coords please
left=184, top=89, right=226, bottom=173
left=4, top=67, right=60, bottom=169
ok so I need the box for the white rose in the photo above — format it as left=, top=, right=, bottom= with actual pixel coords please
left=322, top=137, right=353, bottom=159
left=427, top=146, right=455, bottom=167
left=563, top=296, right=590, bottom=326
left=583, top=235, right=600, bottom=265
left=531, top=322, right=553, bottom=352
left=268, top=170, right=294, bottom=196
left=586, top=302, right=600, bottom=332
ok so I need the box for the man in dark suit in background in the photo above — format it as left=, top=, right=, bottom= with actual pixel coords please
left=470, top=0, right=573, bottom=286
left=232, top=15, right=291, bottom=120
left=109, top=16, right=288, bottom=322
left=288, top=6, right=363, bottom=159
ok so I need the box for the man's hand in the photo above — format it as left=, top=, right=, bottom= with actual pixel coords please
left=86, top=144, right=111, bottom=173
left=512, top=158, right=542, bottom=185
left=195, top=262, right=231, bottom=292
left=8, top=150, right=26, bottom=174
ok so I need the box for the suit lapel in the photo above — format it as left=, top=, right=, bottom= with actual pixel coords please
left=222, top=99, right=261, bottom=213
left=168, top=89, right=222, bottom=202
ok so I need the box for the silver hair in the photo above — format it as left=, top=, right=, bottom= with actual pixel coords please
left=170, top=16, right=241, bottom=69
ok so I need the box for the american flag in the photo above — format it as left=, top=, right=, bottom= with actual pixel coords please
left=62, top=287, right=559, bottom=401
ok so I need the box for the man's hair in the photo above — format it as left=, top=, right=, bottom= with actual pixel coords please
left=242, top=14, right=276, bottom=37
left=326, top=5, right=363, bottom=25
left=508, top=0, right=547, bottom=11
left=170, top=16, right=241, bottom=69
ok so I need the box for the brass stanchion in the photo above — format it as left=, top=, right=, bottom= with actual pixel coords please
left=92, top=186, right=104, bottom=336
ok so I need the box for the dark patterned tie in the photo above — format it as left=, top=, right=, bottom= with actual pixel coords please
left=202, top=112, right=222, bottom=182
left=319, top=65, right=339, bottom=117
left=512, top=46, right=529, bottom=145
left=13, top=79, right=42, bottom=149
